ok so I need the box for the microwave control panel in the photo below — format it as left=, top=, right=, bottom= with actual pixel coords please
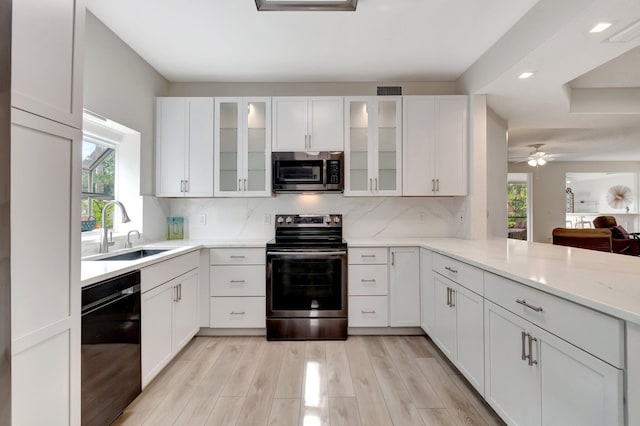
left=327, top=160, right=341, bottom=184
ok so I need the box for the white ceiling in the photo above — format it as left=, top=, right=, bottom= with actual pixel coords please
left=87, top=0, right=640, bottom=162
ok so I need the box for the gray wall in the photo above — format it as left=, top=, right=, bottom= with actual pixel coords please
left=487, top=107, right=508, bottom=238
left=84, top=11, right=171, bottom=241
left=0, top=0, right=10, bottom=422
left=509, top=161, right=640, bottom=242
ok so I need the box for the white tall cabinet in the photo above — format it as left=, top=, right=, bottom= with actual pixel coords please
left=156, top=97, right=214, bottom=197
left=344, top=97, right=402, bottom=196
left=214, top=97, right=271, bottom=197
left=272, top=97, right=344, bottom=152
left=403, top=96, right=468, bottom=196
left=10, top=0, right=84, bottom=424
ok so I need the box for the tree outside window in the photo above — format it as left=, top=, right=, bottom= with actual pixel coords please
left=81, top=139, right=116, bottom=231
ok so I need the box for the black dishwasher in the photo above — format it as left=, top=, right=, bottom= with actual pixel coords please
left=81, top=270, right=141, bottom=426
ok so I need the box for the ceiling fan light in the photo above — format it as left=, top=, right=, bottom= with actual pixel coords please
left=528, top=158, right=537, bottom=167
left=537, top=158, right=547, bottom=166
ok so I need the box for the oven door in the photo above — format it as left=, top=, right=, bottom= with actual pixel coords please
left=273, top=159, right=325, bottom=188
left=267, top=250, right=347, bottom=318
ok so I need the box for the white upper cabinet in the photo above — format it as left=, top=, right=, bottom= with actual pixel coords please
left=403, top=96, right=468, bottom=196
left=156, top=97, right=214, bottom=197
left=11, top=0, right=85, bottom=129
left=272, top=97, right=344, bottom=152
left=344, top=97, right=402, bottom=196
left=214, top=97, right=271, bottom=197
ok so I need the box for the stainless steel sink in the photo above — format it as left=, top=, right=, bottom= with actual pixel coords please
left=92, top=249, right=170, bottom=261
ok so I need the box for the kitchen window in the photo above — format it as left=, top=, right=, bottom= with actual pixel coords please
left=81, top=136, right=116, bottom=231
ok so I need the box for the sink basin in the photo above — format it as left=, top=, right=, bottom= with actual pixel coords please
left=92, top=249, right=170, bottom=261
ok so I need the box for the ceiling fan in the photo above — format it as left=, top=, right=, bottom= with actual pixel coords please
left=512, top=144, right=555, bottom=167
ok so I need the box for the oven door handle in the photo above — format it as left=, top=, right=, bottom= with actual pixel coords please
left=267, top=251, right=347, bottom=256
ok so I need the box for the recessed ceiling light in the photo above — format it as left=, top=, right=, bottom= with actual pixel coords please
left=518, top=72, right=534, bottom=79
left=590, top=22, right=612, bottom=33
left=255, top=0, right=357, bottom=11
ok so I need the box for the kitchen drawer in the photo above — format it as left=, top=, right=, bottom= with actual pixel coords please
left=349, top=296, right=388, bottom=327
left=349, top=247, right=388, bottom=265
left=141, top=251, right=199, bottom=293
left=210, top=248, right=265, bottom=265
left=484, top=272, right=624, bottom=368
left=210, top=297, right=265, bottom=328
left=432, top=253, right=483, bottom=295
left=210, top=265, right=265, bottom=297
left=349, top=265, right=388, bottom=296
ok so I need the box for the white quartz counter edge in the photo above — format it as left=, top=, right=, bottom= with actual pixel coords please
left=81, top=239, right=269, bottom=287
left=348, top=237, right=640, bottom=325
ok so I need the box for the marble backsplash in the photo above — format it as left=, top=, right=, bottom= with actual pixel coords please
left=170, top=194, right=467, bottom=241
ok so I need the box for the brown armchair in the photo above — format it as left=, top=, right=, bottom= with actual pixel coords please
left=552, top=228, right=612, bottom=253
left=592, top=216, right=640, bottom=256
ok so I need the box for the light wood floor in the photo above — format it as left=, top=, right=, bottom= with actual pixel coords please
left=115, top=335, right=504, bottom=426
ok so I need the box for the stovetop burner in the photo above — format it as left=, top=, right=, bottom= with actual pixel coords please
left=269, top=214, right=344, bottom=250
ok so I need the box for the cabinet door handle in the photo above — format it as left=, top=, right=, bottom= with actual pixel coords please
left=516, top=299, right=544, bottom=312
left=436, top=179, right=440, bottom=192
left=432, top=179, right=435, bottom=192
left=444, top=266, right=458, bottom=274
left=391, top=252, right=395, bottom=266
left=185, top=180, right=189, bottom=193
left=361, top=310, right=376, bottom=314
left=521, top=331, right=527, bottom=361
left=446, top=287, right=451, bottom=307
left=308, top=134, right=312, bottom=148
left=369, top=178, right=372, bottom=191
left=244, top=178, right=247, bottom=191
left=180, top=180, right=185, bottom=192
left=238, top=178, right=242, bottom=191
left=178, top=283, right=182, bottom=301
left=375, top=177, right=378, bottom=190
left=450, top=288, right=455, bottom=307
left=528, top=334, right=538, bottom=366
left=174, top=285, right=179, bottom=302
left=230, top=311, right=245, bottom=315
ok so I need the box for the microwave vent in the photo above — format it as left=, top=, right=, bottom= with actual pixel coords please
left=377, top=86, right=402, bottom=96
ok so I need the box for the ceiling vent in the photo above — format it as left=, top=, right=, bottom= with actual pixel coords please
left=607, top=18, right=640, bottom=43
left=377, top=86, right=402, bottom=96
left=255, top=0, right=357, bottom=11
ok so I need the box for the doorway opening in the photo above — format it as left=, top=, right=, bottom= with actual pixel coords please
left=507, top=173, right=531, bottom=241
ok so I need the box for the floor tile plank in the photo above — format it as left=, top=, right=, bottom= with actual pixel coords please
left=449, top=374, right=505, bottom=426
left=299, top=357, right=330, bottom=425
left=329, top=397, right=362, bottom=426
left=268, top=398, right=300, bottom=426
left=418, top=408, right=458, bottom=426
left=326, top=341, right=355, bottom=397
left=274, top=342, right=306, bottom=398
left=205, top=396, right=245, bottom=426
left=220, top=338, right=266, bottom=397
left=345, top=337, right=393, bottom=426
left=305, top=340, right=326, bottom=359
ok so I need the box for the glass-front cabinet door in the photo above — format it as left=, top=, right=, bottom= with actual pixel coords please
left=344, top=96, right=401, bottom=196
left=214, top=97, right=271, bottom=197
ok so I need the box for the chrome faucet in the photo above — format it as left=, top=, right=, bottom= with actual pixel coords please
left=125, top=230, right=140, bottom=249
left=99, top=200, right=131, bottom=253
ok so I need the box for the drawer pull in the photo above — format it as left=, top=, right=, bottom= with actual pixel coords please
left=230, top=255, right=246, bottom=259
left=230, top=311, right=245, bottom=315
left=230, top=280, right=245, bottom=284
left=516, top=299, right=544, bottom=312
left=360, top=254, right=376, bottom=258
left=361, top=279, right=376, bottom=283
left=361, top=310, right=377, bottom=314
left=444, top=266, right=458, bottom=274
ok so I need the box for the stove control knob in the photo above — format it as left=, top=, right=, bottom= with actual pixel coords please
left=333, top=216, right=341, bottom=224
left=324, top=215, right=331, bottom=224
left=285, top=216, right=293, bottom=224
left=277, top=217, right=284, bottom=224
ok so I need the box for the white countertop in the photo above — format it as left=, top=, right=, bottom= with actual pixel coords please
left=349, top=237, right=640, bottom=325
left=81, top=237, right=640, bottom=325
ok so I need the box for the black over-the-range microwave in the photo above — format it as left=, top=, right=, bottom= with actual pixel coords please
left=272, top=151, right=344, bottom=193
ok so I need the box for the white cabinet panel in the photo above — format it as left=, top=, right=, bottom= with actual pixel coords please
left=349, top=296, right=389, bottom=327
left=172, top=272, right=199, bottom=353
left=210, top=248, right=265, bottom=265
left=349, top=265, right=388, bottom=296
left=210, top=297, right=265, bottom=328
left=141, top=284, right=173, bottom=388
left=454, top=283, right=484, bottom=394
left=11, top=0, right=84, bottom=128
left=389, top=247, right=420, bottom=326
left=403, top=95, right=468, bottom=196
left=432, top=276, right=456, bottom=360
left=13, top=330, right=71, bottom=425
left=420, top=248, right=435, bottom=334
left=272, top=97, right=343, bottom=152
left=348, top=247, right=388, bottom=265
left=156, top=97, right=214, bottom=197
left=210, top=265, right=265, bottom=297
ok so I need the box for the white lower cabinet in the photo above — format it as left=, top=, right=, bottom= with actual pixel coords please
left=141, top=253, right=199, bottom=388
left=485, top=300, right=623, bottom=426
left=389, top=247, right=420, bottom=327
left=349, top=296, right=389, bottom=327
left=210, top=248, right=265, bottom=328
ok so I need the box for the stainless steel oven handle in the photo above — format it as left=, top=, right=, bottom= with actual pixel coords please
left=267, top=251, right=347, bottom=256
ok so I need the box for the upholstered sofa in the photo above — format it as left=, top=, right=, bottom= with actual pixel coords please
left=552, top=228, right=612, bottom=253
left=592, top=216, right=640, bottom=256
